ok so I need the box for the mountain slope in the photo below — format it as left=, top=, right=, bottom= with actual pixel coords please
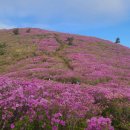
left=0, top=28, right=130, bottom=130
left=0, top=28, right=130, bottom=86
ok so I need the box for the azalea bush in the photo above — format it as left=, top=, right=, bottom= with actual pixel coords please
left=0, top=77, right=130, bottom=130
left=85, top=117, right=114, bottom=130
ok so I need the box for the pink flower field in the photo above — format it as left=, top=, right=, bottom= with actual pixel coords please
left=0, top=28, right=130, bottom=130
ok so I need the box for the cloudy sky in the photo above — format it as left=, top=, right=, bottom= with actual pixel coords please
left=0, top=0, right=130, bottom=47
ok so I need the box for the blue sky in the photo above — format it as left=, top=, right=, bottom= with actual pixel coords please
left=0, top=0, right=130, bottom=48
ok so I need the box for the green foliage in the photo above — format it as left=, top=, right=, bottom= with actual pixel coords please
left=86, top=77, right=112, bottom=85
left=59, top=56, right=74, bottom=70
left=69, top=77, right=81, bottom=84
left=64, top=118, right=86, bottom=130
left=0, top=41, right=38, bottom=73
left=101, top=99, right=130, bottom=130
left=0, top=42, right=6, bottom=55
left=57, top=76, right=81, bottom=84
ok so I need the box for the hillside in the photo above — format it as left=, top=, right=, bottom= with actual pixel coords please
left=0, top=28, right=130, bottom=130
left=0, top=28, right=130, bottom=86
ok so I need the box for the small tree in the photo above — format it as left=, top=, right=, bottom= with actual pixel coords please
left=115, top=37, right=120, bottom=43
left=26, top=28, right=31, bottom=33
left=13, top=28, right=19, bottom=35
left=66, top=37, right=74, bottom=45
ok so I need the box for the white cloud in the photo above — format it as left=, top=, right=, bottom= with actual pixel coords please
left=0, top=23, right=14, bottom=29
left=0, top=0, right=129, bottom=28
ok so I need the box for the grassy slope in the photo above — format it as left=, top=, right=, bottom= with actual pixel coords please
left=0, top=28, right=130, bottom=86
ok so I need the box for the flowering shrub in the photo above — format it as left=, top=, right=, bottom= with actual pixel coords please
left=0, top=77, right=93, bottom=129
left=85, top=117, right=114, bottom=130
left=1, top=76, right=130, bottom=129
